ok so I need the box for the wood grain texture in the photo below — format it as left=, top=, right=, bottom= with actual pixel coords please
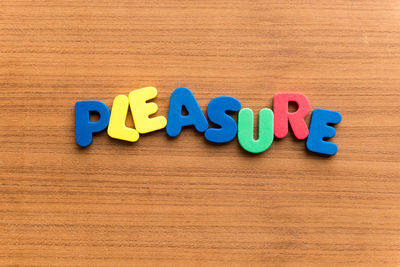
left=1, top=0, right=400, bottom=266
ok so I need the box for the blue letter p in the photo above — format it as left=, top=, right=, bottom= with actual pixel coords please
left=75, top=101, right=110, bottom=147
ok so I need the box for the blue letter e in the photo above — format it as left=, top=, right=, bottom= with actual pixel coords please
left=75, top=101, right=110, bottom=147
left=306, top=108, right=342, bottom=155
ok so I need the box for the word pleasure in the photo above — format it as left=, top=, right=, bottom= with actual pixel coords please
left=75, top=87, right=342, bottom=155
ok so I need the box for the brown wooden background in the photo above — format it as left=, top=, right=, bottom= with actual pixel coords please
left=1, top=0, right=400, bottom=266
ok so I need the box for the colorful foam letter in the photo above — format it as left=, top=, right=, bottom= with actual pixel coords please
left=274, top=93, right=310, bottom=139
left=107, top=95, right=139, bottom=142
left=75, top=100, right=110, bottom=147
left=306, top=108, right=342, bottom=155
left=166, top=87, right=208, bottom=137
left=129, top=87, right=167, bottom=134
left=238, top=108, right=274, bottom=153
left=205, top=96, right=241, bottom=143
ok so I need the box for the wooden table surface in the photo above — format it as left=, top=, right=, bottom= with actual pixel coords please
left=1, top=1, right=400, bottom=266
